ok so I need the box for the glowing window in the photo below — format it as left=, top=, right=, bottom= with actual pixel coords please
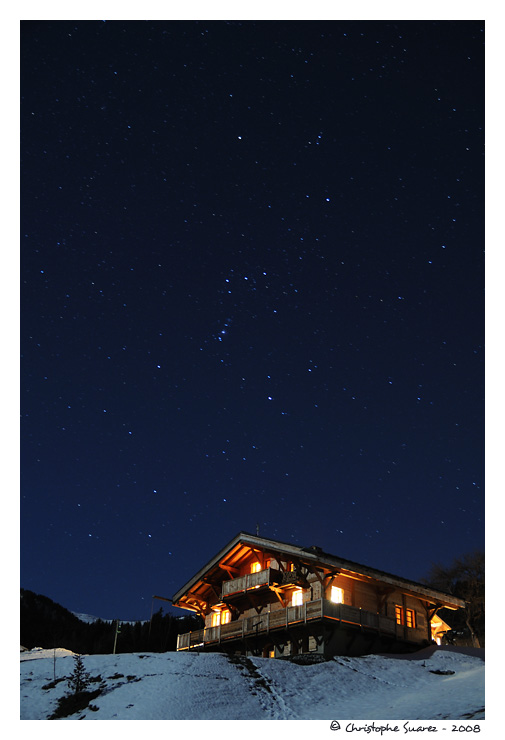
left=406, top=609, right=416, bottom=628
left=251, top=561, right=261, bottom=573
left=330, top=586, right=344, bottom=604
left=211, top=609, right=231, bottom=627
left=211, top=612, right=221, bottom=627
left=395, top=605, right=404, bottom=625
left=291, top=589, right=303, bottom=606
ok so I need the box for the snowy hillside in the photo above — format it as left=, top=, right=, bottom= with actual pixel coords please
left=20, top=645, right=485, bottom=724
left=71, top=612, right=103, bottom=624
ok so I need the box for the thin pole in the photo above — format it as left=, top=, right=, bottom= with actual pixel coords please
left=113, top=620, right=121, bottom=654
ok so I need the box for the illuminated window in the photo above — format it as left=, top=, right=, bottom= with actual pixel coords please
left=291, top=588, right=303, bottom=606
left=211, top=609, right=231, bottom=627
left=406, top=609, right=416, bottom=628
left=211, top=612, right=221, bottom=627
left=251, top=561, right=261, bottom=573
left=265, top=558, right=271, bottom=569
left=330, top=586, right=344, bottom=604
left=395, top=605, right=404, bottom=625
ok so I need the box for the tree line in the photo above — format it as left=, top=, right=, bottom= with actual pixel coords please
left=20, top=589, right=203, bottom=654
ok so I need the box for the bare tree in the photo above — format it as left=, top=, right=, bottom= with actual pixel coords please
left=425, top=550, right=484, bottom=648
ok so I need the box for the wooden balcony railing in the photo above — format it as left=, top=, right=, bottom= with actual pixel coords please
left=176, top=598, right=397, bottom=650
left=221, top=567, right=281, bottom=598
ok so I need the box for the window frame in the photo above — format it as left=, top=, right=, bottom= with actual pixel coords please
left=395, top=605, right=416, bottom=629
left=405, top=608, right=416, bottom=629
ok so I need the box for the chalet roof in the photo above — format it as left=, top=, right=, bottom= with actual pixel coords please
left=172, top=531, right=466, bottom=610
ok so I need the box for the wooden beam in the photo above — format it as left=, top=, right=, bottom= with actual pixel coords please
left=376, top=587, right=394, bottom=613
left=270, top=586, right=288, bottom=607
left=291, top=558, right=311, bottom=588
left=200, top=579, right=221, bottom=601
left=225, top=602, right=240, bottom=618
left=219, top=563, right=239, bottom=576
left=428, top=604, right=443, bottom=622
left=183, top=599, right=207, bottom=619
left=305, top=565, right=326, bottom=585
left=246, top=593, right=264, bottom=615
left=325, top=573, right=339, bottom=590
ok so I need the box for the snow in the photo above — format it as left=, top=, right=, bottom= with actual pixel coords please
left=19, top=645, right=486, bottom=728
left=71, top=612, right=104, bottom=624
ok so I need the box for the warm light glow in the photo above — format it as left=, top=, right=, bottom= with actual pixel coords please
left=251, top=561, right=261, bottom=573
left=211, top=612, right=221, bottom=627
left=396, top=606, right=416, bottom=628
left=330, top=586, right=344, bottom=604
left=291, top=588, right=303, bottom=606
left=431, top=613, right=452, bottom=643
left=211, top=608, right=231, bottom=627
left=406, top=608, right=416, bottom=628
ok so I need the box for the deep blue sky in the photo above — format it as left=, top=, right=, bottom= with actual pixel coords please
left=20, top=20, right=484, bottom=621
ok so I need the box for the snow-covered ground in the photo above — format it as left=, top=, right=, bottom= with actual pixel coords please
left=20, top=645, right=485, bottom=727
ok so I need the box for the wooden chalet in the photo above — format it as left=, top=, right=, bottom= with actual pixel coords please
left=173, top=532, right=465, bottom=659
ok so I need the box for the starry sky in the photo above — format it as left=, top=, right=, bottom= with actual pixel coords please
left=20, top=19, right=484, bottom=622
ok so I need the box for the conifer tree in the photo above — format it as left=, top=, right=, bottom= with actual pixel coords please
left=67, top=654, right=91, bottom=694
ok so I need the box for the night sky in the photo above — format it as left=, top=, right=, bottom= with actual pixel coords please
left=20, top=19, right=485, bottom=622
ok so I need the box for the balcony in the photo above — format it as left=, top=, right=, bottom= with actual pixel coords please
left=176, top=598, right=397, bottom=650
left=221, top=567, right=282, bottom=598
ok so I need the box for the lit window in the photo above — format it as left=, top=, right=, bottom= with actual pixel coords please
left=265, top=558, right=271, bottom=569
left=251, top=561, right=261, bottom=573
left=211, top=609, right=231, bottom=627
left=211, top=612, right=221, bottom=627
left=330, top=586, right=344, bottom=604
left=406, top=609, right=416, bottom=628
left=395, top=605, right=404, bottom=625
left=291, top=588, right=303, bottom=606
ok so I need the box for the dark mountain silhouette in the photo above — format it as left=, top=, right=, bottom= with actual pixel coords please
left=20, top=589, right=202, bottom=654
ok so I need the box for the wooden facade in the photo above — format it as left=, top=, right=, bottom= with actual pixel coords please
left=172, top=532, right=466, bottom=659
